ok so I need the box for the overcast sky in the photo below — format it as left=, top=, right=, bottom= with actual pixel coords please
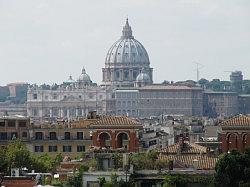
left=0, top=0, right=250, bottom=86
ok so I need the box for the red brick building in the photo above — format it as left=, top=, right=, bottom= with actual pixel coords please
left=220, top=114, right=250, bottom=153
left=90, top=116, right=143, bottom=152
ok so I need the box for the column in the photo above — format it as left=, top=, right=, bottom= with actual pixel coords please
left=120, top=69, right=123, bottom=81
left=238, top=133, right=244, bottom=152
left=129, top=131, right=137, bottom=152
left=67, top=108, right=70, bottom=119
left=111, top=69, right=114, bottom=82
left=82, top=108, right=85, bottom=117
left=49, top=108, right=52, bottom=118
left=111, top=131, right=116, bottom=149
left=60, top=108, right=63, bottom=118
left=129, top=69, right=133, bottom=81
left=76, top=108, right=78, bottom=117
left=92, top=131, right=98, bottom=146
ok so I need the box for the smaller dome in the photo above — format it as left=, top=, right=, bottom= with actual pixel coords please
left=64, top=75, right=75, bottom=84
left=79, top=67, right=91, bottom=82
left=136, top=71, right=150, bottom=82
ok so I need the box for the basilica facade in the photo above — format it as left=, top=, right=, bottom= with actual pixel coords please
left=27, top=68, right=109, bottom=122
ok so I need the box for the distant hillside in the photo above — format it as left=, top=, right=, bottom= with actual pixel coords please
left=0, top=86, right=10, bottom=102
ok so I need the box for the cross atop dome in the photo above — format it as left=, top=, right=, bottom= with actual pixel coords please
left=121, top=18, right=134, bottom=39
left=82, top=66, right=86, bottom=74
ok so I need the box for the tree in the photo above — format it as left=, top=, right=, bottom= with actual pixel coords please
left=215, top=149, right=250, bottom=187
left=198, top=78, right=209, bottom=89
left=0, top=147, right=8, bottom=175
left=209, top=79, right=223, bottom=91
left=65, top=164, right=89, bottom=187
left=6, top=140, right=31, bottom=172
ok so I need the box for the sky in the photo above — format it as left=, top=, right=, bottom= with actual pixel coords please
left=0, top=0, right=250, bottom=86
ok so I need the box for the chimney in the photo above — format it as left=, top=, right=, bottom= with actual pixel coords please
left=88, top=111, right=97, bottom=119
left=179, top=137, right=184, bottom=152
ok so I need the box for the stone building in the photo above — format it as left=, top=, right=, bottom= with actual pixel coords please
left=220, top=114, right=250, bottom=153
left=0, top=116, right=30, bottom=147
left=113, top=89, right=139, bottom=117
left=102, top=18, right=153, bottom=87
left=203, top=91, right=239, bottom=117
left=0, top=113, right=143, bottom=157
left=238, top=95, right=250, bottom=115
left=27, top=68, right=109, bottom=122
left=0, top=102, right=27, bottom=116
left=138, top=85, right=203, bottom=118
left=29, top=119, right=94, bottom=157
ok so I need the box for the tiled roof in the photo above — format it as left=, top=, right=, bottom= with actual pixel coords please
left=220, top=114, right=250, bottom=127
left=158, top=154, right=218, bottom=170
left=160, top=141, right=207, bottom=154
left=92, top=116, right=141, bottom=126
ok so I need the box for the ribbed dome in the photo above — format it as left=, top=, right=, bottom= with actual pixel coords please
left=79, top=67, right=91, bottom=82
left=105, top=19, right=150, bottom=65
left=64, top=75, right=75, bottom=84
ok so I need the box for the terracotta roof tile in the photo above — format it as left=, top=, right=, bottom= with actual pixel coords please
left=160, top=141, right=207, bottom=154
left=92, top=116, right=141, bottom=126
left=158, top=154, right=218, bottom=170
left=220, top=114, right=250, bottom=127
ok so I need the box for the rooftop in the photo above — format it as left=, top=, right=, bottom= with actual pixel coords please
left=138, top=85, right=202, bottom=91
left=91, top=116, right=141, bottom=126
left=160, top=141, right=207, bottom=154
left=220, top=114, right=250, bottom=127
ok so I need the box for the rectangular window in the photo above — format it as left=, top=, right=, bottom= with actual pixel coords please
left=50, top=132, right=57, bottom=140
left=22, top=131, right=28, bottom=138
left=63, top=146, right=72, bottom=152
left=34, top=146, right=44, bottom=152
left=77, top=132, right=83, bottom=140
left=32, top=108, right=38, bottom=116
left=0, top=132, right=7, bottom=140
left=0, top=121, right=5, bottom=127
left=33, top=94, right=38, bottom=99
left=8, top=120, right=16, bottom=127
left=64, top=132, right=71, bottom=140
left=35, top=132, right=43, bottom=140
left=77, top=145, right=85, bottom=152
left=49, top=145, right=57, bottom=152
left=19, top=121, right=27, bottom=127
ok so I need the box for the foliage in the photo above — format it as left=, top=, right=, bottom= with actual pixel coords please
left=64, top=163, right=89, bottom=187
left=6, top=139, right=31, bottom=170
left=163, top=174, right=214, bottom=187
left=112, top=153, right=123, bottom=169
left=129, top=150, right=163, bottom=170
left=1, top=140, right=64, bottom=175
left=0, top=147, right=8, bottom=175
left=98, top=176, right=106, bottom=187
left=0, top=86, right=10, bottom=102
left=50, top=179, right=63, bottom=187
left=215, top=149, right=250, bottom=187
left=100, top=173, right=133, bottom=187
left=88, top=158, right=98, bottom=169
